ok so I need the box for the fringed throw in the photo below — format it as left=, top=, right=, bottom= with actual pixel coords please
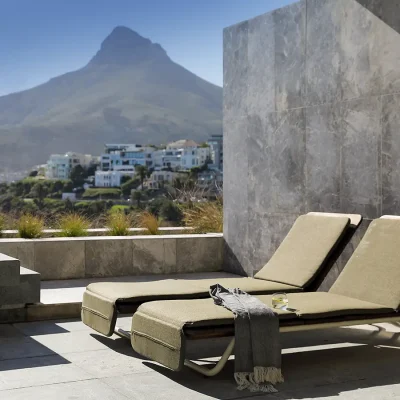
left=210, top=284, right=284, bottom=393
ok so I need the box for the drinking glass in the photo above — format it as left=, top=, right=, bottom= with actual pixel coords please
left=271, top=292, right=288, bottom=309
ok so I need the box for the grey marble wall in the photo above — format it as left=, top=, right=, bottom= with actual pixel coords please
left=223, top=0, right=400, bottom=279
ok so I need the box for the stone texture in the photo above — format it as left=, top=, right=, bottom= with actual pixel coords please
left=0, top=240, right=35, bottom=270
left=306, top=0, right=341, bottom=106
left=340, top=0, right=382, bottom=100
left=132, top=238, right=176, bottom=274
left=0, top=253, right=19, bottom=287
left=247, top=12, right=275, bottom=114
left=274, top=0, right=306, bottom=112
left=223, top=20, right=248, bottom=114
left=34, top=240, right=85, bottom=280
left=223, top=0, right=400, bottom=276
left=85, top=238, right=132, bottom=278
left=341, top=97, right=381, bottom=218
left=176, top=236, right=223, bottom=273
left=306, top=103, right=341, bottom=212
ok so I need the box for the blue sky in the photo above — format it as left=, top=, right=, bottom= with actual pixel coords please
left=0, top=0, right=296, bottom=96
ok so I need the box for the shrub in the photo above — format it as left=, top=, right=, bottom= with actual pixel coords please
left=17, top=214, right=44, bottom=239
left=82, top=188, right=121, bottom=199
left=137, top=211, right=160, bottom=235
left=0, top=213, right=5, bottom=237
left=183, top=201, right=223, bottom=234
left=58, top=213, right=89, bottom=237
left=106, top=212, right=132, bottom=236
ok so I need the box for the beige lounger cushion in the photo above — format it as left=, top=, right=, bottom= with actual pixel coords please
left=255, top=215, right=349, bottom=287
left=187, top=277, right=300, bottom=293
left=330, top=219, right=400, bottom=309
left=131, top=292, right=394, bottom=371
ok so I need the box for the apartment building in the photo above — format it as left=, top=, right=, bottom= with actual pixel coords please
left=45, top=152, right=95, bottom=180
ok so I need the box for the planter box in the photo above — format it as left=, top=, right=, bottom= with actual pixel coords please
left=0, top=234, right=223, bottom=280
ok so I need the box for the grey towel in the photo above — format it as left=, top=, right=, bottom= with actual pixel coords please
left=210, top=284, right=284, bottom=393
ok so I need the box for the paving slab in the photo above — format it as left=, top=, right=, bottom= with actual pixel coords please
left=0, top=354, right=93, bottom=391
left=0, top=379, right=129, bottom=400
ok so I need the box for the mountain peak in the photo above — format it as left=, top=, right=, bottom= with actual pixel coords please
left=89, top=26, right=169, bottom=66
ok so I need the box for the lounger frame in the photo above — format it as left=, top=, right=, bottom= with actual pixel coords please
left=115, top=314, right=400, bottom=377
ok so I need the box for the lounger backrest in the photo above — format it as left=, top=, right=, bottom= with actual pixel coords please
left=330, top=218, right=400, bottom=310
left=254, top=215, right=350, bottom=288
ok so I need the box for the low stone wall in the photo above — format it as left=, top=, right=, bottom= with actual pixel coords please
left=0, top=234, right=223, bottom=280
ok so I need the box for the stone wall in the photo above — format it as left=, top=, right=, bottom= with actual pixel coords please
left=223, top=0, right=400, bottom=279
left=0, top=234, right=223, bottom=280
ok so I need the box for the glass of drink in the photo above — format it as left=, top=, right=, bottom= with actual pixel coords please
left=271, top=292, right=289, bottom=309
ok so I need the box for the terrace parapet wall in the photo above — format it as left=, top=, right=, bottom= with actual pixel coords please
left=0, top=234, right=223, bottom=280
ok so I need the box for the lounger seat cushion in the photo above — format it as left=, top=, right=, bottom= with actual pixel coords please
left=330, top=218, right=400, bottom=310
left=254, top=215, right=350, bottom=287
left=187, top=277, right=300, bottom=294
left=256, top=292, right=394, bottom=319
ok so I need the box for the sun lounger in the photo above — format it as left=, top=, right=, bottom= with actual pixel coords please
left=82, top=212, right=361, bottom=336
left=129, top=217, right=400, bottom=375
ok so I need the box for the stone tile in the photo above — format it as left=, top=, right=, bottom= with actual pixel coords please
left=103, top=370, right=239, bottom=400
left=176, top=237, right=222, bottom=273
left=274, top=0, right=306, bottom=112
left=223, top=113, right=249, bottom=275
left=306, top=0, right=342, bottom=105
left=382, top=94, right=400, bottom=215
left=248, top=212, right=298, bottom=274
left=34, top=240, right=85, bottom=280
left=14, top=319, right=91, bottom=336
left=247, top=12, right=275, bottom=114
left=340, top=0, right=383, bottom=100
left=30, top=330, right=128, bottom=355
left=132, top=238, right=176, bottom=275
left=0, top=354, right=92, bottom=390
left=341, top=97, right=381, bottom=218
left=0, top=379, right=126, bottom=400
left=247, top=112, right=276, bottom=214
left=85, top=238, right=133, bottom=277
left=0, top=337, right=54, bottom=361
left=305, top=103, right=341, bottom=212
left=65, top=348, right=152, bottom=378
left=223, top=20, right=248, bottom=114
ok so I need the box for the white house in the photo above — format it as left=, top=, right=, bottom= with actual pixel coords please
left=95, top=170, right=136, bottom=188
left=146, top=170, right=187, bottom=189
left=152, top=140, right=211, bottom=171
left=99, top=144, right=154, bottom=173
left=45, top=152, right=95, bottom=180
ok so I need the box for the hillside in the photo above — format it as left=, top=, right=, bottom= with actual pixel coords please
left=0, top=26, right=222, bottom=171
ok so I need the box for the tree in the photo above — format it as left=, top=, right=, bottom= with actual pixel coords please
left=160, top=200, right=183, bottom=222
left=120, top=175, right=131, bottom=185
left=29, top=170, right=38, bottom=177
left=30, top=182, right=48, bottom=209
left=69, top=165, right=86, bottom=187
left=131, top=191, right=144, bottom=208
left=121, top=177, right=141, bottom=196
left=135, top=165, right=149, bottom=189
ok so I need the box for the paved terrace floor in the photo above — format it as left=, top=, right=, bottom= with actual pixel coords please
left=0, top=318, right=399, bottom=399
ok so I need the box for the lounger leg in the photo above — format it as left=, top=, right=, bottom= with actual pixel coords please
left=184, top=338, right=235, bottom=377
left=114, top=327, right=131, bottom=340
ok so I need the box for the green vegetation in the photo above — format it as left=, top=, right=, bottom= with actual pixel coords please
left=121, top=177, right=140, bottom=196
left=110, top=205, right=130, bottom=214
left=58, top=213, right=90, bottom=237
left=106, top=212, right=132, bottom=236
left=17, top=214, right=44, bottom=239
left=183, top=201, right=223, bottom=234
left=82, top=188, right=121, bottom=199
left=147, top=198, right=183, bottom=223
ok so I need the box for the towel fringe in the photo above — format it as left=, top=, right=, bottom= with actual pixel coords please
left=235, top=368, right=283, bottom=393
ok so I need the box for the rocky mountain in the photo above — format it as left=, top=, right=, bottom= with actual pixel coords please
left=0, top=26, right=222, bottom=171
